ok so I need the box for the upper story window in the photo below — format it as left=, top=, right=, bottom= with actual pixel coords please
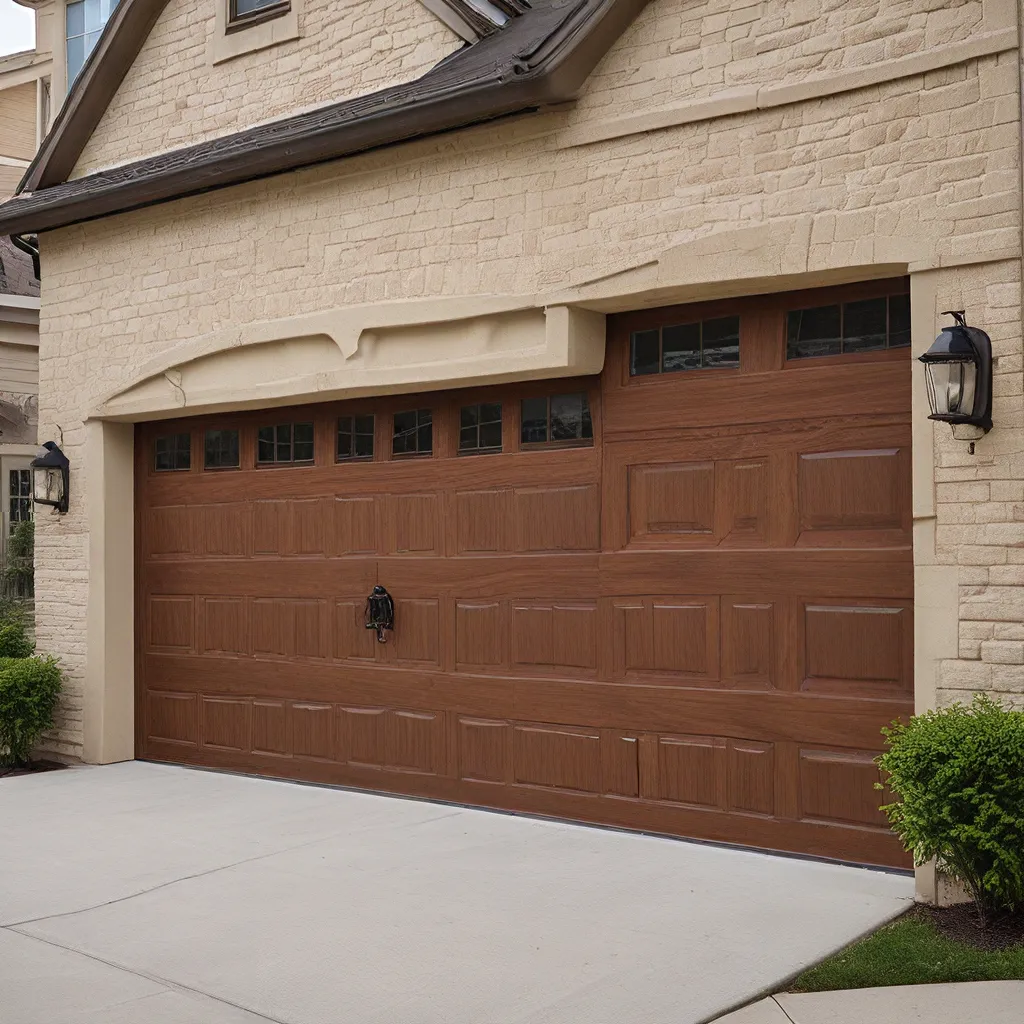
left=228, top=0, right=291, bottom=31
left=787, top=293, right=911, bottom=360
left=66, top=0, right=117, bottom=89
left=630, top=316, right=740, bottom=376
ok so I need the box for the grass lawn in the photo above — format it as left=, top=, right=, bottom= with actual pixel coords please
left=790, top=909, right=1024, bottom=993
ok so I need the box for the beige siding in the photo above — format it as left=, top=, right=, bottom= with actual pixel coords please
left=0, top=338, right=39, bottom=395
left=0, top=82, right=37, bottom=162
left=33, top=0, right=1024, bottom=761
left=73, top=0, right=462, bottom=177
left=0, top=164, right=23, bottom=200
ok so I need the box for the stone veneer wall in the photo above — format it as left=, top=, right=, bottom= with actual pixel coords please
left=33, top=0, right=1024, bottom=758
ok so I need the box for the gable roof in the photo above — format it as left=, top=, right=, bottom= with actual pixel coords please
left=0, top=0, right=647, bottom=237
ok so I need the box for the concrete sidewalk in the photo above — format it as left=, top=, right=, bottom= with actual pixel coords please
left=1, top=761, right=914, bottom=1024
left=713, top=981, right=1024, bottom=1023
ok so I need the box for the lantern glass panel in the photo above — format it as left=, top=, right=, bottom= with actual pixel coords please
left=925, top=360, right=977, bottom=418
left=33, top=467, right=63, bottom=504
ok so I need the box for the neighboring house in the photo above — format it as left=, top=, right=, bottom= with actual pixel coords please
left=0, top=0, right=1018, bottom=900
left=0, top=37, right=45, bottom=579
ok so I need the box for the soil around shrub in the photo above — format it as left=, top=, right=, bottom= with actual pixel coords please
left=0, top=758, right=66, bottom=780
left=919, top=903, right=1024, bottom=952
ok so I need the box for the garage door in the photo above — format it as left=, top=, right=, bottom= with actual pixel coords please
left=136, top=280, right=913, bottom=867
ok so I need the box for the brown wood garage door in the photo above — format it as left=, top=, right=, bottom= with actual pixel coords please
left=136, top=279, right=913, bottom=867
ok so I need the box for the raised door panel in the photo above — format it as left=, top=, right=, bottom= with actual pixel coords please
left=456, top=601, right=506, bottom=670
left=654, top=735, right=724, bottom=807
left=513, top=485, right=600, bottom=552
left=148, top=595, right=195, bottom=653
left=386, top=710, right=445, bottom=774
left=799, top=748, right=889, bottom=829
left=513, top=725, right=602, bottom=793
left=338, top=706, right=386, bottom=767
left=727, top=740, right=774, bottom=816
left=198, top=503, right=249, bottom=558
left=253, top=701, right=290, bottom=756
left=147, top=692, right=198, bottom=746
left=391, top=599, right=440, bottom=666
left=458, top=717, right=512, bottom=784
left=332, top=497, right=378, bottom=555
left=201, top=697, right=250, bottom=752
left=147, top=507, right=194, bottom=559
left=512, top=603, right=597, bottom=671
left=291, top=499, right=326, bottom=556
left=334, top=599, right=379, bottom=662
left=388, top=493, right=441, bottom=555
left=721, top=601, right=775, bottom=689
left=253, top=599, right=288, bottom=658
left=292, top=703, right=334, bottom=760
left=798, top=448, right=908, bottom=545
left=803, top=602, right=910, bottom=696
left=456, top=489, right=509, bottom=554
left=200, top=598, right=249, bottom=657
left=294, top=601, right=326, bottom=659
left=629, top=463, right=715, bottom=543
left=253, top=501, right=285, bottom=556
left=601, top=733, right=640, bottom=798
left=717, top=459, right=769, bottom=545
left=652, top=600, right=718, bottom=680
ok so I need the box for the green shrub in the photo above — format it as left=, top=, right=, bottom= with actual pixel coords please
left=0, top=655, right=62, bottom=767
left=0, top=620, right=33, bottom=658
left=877, top=695, right=1024, bottom=918
left=1, top=519, right=34, bottom=598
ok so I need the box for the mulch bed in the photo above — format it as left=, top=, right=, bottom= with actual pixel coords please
left=0, top=759, right=66, bottom=780
left=916, top=902, right=1024, bottom=951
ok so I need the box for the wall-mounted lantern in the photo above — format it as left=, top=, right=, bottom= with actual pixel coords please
left=919, top=310, right=993, bottom=437
left=30, top=441, right=70, bottom=514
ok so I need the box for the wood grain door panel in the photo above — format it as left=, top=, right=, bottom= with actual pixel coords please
left=136, top=281, right=913, bottom=868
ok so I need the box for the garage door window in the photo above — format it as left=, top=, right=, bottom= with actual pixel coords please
left=337, top=416, right=375, bottom=461
left=154, top=432, right=191, bottom=472
left=630, top=315, right=740, bottom=376
left=204, top=429, right=240, bottom=470
left=257, top=423, right=314, bottom=465
left=393, top=409, right=432, bottom=457
left=521, top=393, right=593, bottom=447
left=787, top=293, right=911, bottom=360
left=459, top=403, right=502, bottom=454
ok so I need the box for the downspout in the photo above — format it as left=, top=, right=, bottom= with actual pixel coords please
left=9, top=234, right=40, bottom=281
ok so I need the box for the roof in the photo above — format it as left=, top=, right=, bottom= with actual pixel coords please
left=0, top=237, right=39, bottom=297
left=0, top=0, right=647, bottom=236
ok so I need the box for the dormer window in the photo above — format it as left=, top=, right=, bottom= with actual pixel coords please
left=227, top=0, right=291, bottom=31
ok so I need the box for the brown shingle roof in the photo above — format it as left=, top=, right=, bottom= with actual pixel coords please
left=0, top=0, right=647, bottom=236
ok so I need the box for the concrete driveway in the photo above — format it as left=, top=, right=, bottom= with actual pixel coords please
left=0, top=762, right=912, bottom=1024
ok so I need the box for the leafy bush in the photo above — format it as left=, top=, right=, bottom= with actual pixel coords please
left=0, top=655, right=61, bottom=767
left=878, top=695, right=1024, bottom=918
left=0, top=621, right=33, bottom=658
left=1, top=520, right=34, bottom=598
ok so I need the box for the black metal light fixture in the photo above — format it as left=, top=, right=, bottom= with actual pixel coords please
left=364, top=585, right=395, bottom=643
left=30, top=441, right=70, bottom=514
left=919, top=310, right=993, bottom=436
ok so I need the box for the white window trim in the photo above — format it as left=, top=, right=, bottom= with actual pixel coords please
left=209, top=0, right=302, bottom=66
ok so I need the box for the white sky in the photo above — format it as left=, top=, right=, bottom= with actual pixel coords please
left=0, top=0, right=35, bottom=58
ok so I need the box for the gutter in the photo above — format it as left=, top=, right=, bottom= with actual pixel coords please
left=0, top=0, right=649, bottom=237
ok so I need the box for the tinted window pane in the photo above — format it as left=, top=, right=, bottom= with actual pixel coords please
left=293, top=423, right=314, bottom=462
left=787, top=304, right=841, bottom=359
left=337, top=421, right=352, bottom=459
left=275, top=423, right=291, bottom=462
left=338, top=416, right=374, bottom=460
left=155, top=432, right=191, bottom=471
left=257, top=426, right=275, bottom=463
left=234, top=0, right=284, bottom=15
left=66, top=1, right=85, bottom=36
left=204, top=429, right=239, bottom=469
left=630, top=329, right=660, bottom=376
left=662, top=322, right=700, bottom=372
left=889, top=293, right=911, bottom=348
left=393, top=409, right=431, bottom=456
left=843, top=297, right=887, bottom=353
left=521, top=397, right=548, bottom=444
left=460, top=405, right=479, bottom=429
left=354, top=416, right=374, bottom=458
left=550, top=393, right=591, bottom=441
left=702, top=316, right=741, bottom=368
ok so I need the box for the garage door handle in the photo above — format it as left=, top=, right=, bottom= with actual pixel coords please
left=365, top=585, right=395, bottom=644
